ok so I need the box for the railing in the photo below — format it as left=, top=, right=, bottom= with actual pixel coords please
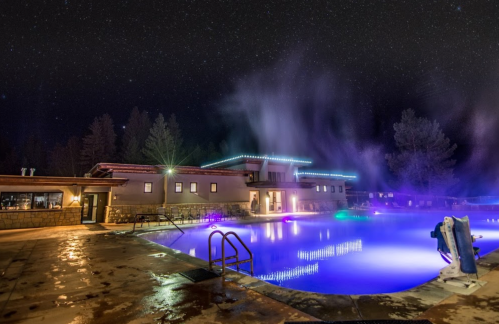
left=208, top=230, right=254, bottom=276
left=131, top=213, right=184, bottom=234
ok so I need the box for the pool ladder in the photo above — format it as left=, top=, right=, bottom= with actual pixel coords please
left=208, top=230, right=254, bottom=276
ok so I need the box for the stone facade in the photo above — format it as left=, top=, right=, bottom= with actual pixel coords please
left=0, top=207, right=82, bottom=230
left=106, top=202, right=252, bottom=223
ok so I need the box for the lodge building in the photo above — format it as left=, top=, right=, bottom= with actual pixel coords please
left=0, top=154, right=356, bottom=229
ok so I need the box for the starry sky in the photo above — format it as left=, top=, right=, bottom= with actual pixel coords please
left=2, top=1, right=499, bottom=194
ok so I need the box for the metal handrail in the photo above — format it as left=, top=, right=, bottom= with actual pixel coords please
left=208, top=230, right=254, bottom=276
left=131, top=213, right=184, bottom=234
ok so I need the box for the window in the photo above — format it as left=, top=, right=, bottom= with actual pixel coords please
left=339, top=185, right=343, bottom=193
left=210, top=183, right=217, bottom=193
left=175, top=182, right=183, bottom=193
left=316, top=185, right=320, bottom=192
left=331, top=185, right=335, bottom=193
left=323, top=185, right=327, bottom=192
left=190, top=182, right=197, bottom=193
left=1, top=192, right=63, bottom=210
left=144, top=182, right=152, bottom=193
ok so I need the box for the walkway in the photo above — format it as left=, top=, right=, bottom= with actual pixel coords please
left=0, top=220, right=498, bottom=323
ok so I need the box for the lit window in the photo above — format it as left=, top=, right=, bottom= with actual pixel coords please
left=339, top=185, right=343, bottom=193
left=210, top=183, right=217, bottom=193
left=190, top=182, right=197, bottom=193
left=175, top=182, right=183, bottom=193
left=316, top=185, right=320, bottom=192
left=144, top=182, right=152, bottom=193
left=323, top=185, right=327, bottom=192
left=331, top=186, right=335, bottom=193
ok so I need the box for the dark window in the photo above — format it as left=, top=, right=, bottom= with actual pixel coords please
left=339, top=185, right=343, bottom=193
left=1, top=192, right=63, bottom=210
left=331, top=185, right=335, bottom=193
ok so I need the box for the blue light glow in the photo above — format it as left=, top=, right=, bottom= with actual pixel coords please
left=201, top=154, right=312, bottom=168
left=142, top=211, right=499, bottom=295
left=295, top=171, right=357, bottom=180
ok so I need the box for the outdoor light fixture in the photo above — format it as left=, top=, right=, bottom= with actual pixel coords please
left=114, top=194, right=118, bottom=200
left=72, top=195, right=80, bottom=202
left=167, top=169, right=173, bottom=174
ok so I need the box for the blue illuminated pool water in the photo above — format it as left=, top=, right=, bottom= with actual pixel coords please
left=141, top=210, right=499, bottom=294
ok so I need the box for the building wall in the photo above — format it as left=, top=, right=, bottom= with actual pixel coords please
left=297, top=179, right=346, bottom=200
left=111, top=173, right=165, bottom=205
left=167, top=173, right=249, bottom=204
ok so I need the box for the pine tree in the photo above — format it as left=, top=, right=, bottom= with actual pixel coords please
left=121, top=107, right=151, bottom=164
left=48, top=137, right=82, bottom=176
left=166, top=113, right=185, bottom=164
left=81, top=114, right=117, bottom=171
left=385, top=109, right=458, bottom=194
left=142, top=114, right=174, bottom=165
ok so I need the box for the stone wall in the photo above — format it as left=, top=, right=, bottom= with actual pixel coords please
left=0, top=207, right=82, bottom=230
left=107, top=202, right=251, bottom=223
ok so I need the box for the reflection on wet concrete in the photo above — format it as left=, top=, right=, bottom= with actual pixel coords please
left=1, top=222, right=499, bottom=324
left=0, top=226, right=317, bottom=323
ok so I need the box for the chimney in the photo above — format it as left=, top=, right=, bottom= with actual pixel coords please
left=21, top=168, right=27, bottom=176
left=29, top=168, right=36, bottom=176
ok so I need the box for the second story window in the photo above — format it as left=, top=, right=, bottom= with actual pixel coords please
left=339, top=185, right=343, bottom=193
left=175, top=182, right=183, bottom=193
left=190, top=182, right=197, bottom=193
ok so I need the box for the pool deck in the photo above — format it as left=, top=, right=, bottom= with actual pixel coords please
left=1, top=215, right=499, bottom=323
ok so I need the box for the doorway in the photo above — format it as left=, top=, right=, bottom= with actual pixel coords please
left=268, top=190, right=286, bottom=213
left=81, top=193, right=108, bottom=223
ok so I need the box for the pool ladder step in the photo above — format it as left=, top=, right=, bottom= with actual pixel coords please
left=208, top=230, right=254, bottom=276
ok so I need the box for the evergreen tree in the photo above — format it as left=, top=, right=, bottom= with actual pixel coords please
left=48, top=137, right=82, bottom=176
left=166, top=113, right=185, bottom=165
left=385, top=109, right=458, bottom=194
left=142, top=114, right=174, bottom=165
left=21, top=135, right=47, bottom=175
left=121, top=107, right=151, bottom=164
left=81, top=114, right=117, bottom=171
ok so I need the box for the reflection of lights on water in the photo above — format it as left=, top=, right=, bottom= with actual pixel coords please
left=189, top=248, right=196, bottom=257
left=298, top=239, right=363, bottom=261
left=250, top=229, right=258, bottom=243
left=277, top=222, right=283, bottom=240
left=257, top=263, right=319, bottom=283
left=293, top=221, right=298, bottom=235
left=327, top=229, right=330, bottom=240
left=319, top=231, right=322, bottom=241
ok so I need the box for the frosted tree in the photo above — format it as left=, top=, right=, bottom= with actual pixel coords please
left=385, top=109, right=458, bottom=194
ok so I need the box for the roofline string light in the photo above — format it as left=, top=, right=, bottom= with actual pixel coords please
left=201, top=154, right=312, bottom=168
left=295, top=172, right=357, bottom=180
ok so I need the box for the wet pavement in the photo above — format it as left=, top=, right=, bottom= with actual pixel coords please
left=1, top=219, right=499, bottom=323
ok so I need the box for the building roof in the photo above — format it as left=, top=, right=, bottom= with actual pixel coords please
left=200, top=154, right=313, bottom=169
left=295, top=171, right=357, bottom=181
left=0, top=175, right=128, bottom=187
left=90, top=163, right=249, bottom=178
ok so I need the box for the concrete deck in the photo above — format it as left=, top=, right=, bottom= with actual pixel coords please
left=1, top=218, right=499, bottom=323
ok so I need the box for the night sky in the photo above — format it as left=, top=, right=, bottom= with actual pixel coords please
left=2, top=1, right=499, bottom=195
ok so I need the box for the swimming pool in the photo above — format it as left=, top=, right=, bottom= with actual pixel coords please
left=141, top=210, right=499, bottom=294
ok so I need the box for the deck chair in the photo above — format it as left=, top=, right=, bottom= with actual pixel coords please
left=170, top=207, right=184, bottom=224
